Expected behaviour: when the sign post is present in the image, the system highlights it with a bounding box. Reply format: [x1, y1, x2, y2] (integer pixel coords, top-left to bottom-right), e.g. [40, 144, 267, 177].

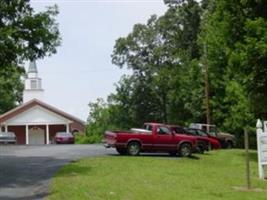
[256, 119, 267, 179]
[244, 128, 251, 189]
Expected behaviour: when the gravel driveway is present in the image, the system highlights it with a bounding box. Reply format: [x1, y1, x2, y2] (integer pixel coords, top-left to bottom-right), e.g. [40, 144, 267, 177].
[0, 144, 116, 200]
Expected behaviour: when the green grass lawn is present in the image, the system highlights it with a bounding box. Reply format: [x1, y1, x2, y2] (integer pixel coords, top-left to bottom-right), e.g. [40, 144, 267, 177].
[48, 150, 267, 200]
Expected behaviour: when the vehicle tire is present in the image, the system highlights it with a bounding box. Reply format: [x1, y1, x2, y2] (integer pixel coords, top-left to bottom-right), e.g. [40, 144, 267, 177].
[197, 143, 205, 154]
[179, 143, 192, 157]
[127, 142, 141, 156]
[225, 141, 233, 149]
[116, 147, 127, 155]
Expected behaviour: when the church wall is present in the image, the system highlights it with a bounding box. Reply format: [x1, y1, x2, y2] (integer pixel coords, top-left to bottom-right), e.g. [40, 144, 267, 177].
[70, 122, 85, 134]
[23, 90, 45, 103]
[6, 124, 75, 145]
[8, 126, 26, 145]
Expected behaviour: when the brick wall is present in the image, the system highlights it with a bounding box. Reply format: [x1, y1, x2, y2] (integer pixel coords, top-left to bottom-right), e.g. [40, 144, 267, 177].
[8, 126, 26, 144]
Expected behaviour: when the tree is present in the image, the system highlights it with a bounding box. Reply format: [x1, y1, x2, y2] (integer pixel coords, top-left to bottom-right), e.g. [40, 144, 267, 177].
[230, 17, 267, 117]
[109, 74, 164, 127]
[85, 98, 126, 143]
[111, 0, 204, 126]
[0, 64, 24, 113]
[86, 0, 267, 147]
[0, 0, 61, 113]
[199, 0, 267, 134]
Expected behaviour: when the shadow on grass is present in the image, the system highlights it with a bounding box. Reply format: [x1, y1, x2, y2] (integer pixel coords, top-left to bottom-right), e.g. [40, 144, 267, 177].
[188, 155, 200, 160]
[107, 152, 200, 160]
[201, 152, 213, 155]
[56, 164, 92, 177]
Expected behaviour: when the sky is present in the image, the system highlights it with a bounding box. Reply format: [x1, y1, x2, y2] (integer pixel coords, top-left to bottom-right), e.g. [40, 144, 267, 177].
[31, 0, 167, 121]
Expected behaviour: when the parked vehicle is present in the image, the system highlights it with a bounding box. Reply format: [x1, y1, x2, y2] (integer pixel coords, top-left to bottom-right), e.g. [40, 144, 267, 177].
[185, 128, 221, 150]
[189, 123, 236, 148]
[0, 132, 16, 144]
[168, 125, 220, 153]
[104, 122, 197, 157]
[54, 132, 74, 144]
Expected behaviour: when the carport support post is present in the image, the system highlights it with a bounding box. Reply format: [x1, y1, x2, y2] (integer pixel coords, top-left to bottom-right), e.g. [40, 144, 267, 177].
[66, 123, 70, 133]
[46, 124, 49, 145]
[244, 128, 251, 190]
[26, 125, 29, 145]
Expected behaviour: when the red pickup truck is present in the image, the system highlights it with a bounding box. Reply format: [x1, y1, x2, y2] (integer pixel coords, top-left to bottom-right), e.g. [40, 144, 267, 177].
[104, 123, 197, 157]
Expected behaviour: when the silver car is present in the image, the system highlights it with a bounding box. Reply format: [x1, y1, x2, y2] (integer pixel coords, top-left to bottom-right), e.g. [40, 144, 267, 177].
[0, 132, 17, 144]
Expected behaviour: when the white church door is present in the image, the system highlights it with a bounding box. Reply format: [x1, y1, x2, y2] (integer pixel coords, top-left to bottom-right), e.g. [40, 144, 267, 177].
[29, 127, 45, 145]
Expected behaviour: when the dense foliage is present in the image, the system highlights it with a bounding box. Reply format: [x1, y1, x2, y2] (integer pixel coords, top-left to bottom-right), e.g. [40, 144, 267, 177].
[86, 0, 267, 145]
[0, 0, 60, 113]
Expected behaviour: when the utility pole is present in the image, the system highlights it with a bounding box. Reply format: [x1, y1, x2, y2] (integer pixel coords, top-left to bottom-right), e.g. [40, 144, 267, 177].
[204, 43, 211, 125]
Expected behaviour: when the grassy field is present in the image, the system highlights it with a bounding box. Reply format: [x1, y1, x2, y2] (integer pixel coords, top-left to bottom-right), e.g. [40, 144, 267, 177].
[48, 150, 267, 200]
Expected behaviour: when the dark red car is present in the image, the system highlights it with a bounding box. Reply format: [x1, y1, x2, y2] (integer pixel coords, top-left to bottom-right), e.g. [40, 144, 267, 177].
[54, 132, 74, 144]
[169, 125, 221, 152]
[185, 128, 221, 150]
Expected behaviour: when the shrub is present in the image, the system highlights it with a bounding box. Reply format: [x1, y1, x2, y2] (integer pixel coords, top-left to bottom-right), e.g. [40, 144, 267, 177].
[75, 134, 102, 144]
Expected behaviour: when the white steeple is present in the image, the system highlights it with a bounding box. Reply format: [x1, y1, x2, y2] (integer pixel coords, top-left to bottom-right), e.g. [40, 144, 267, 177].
[23, 60, 44, 103]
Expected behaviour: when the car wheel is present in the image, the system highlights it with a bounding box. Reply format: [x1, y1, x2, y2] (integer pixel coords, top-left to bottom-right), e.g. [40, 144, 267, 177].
[116, 147, 127, 155]
[197, 144, 205, 154]
[179, 143, 192, 157]
[127, 142, 141, 156]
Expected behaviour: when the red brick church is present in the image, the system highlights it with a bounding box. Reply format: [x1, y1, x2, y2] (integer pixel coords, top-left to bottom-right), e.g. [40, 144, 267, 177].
[0, 61, 85, 145]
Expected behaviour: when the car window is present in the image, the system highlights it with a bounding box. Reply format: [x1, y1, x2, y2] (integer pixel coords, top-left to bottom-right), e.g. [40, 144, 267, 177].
[201, 125, 216, 135]
[0, 132, 15, 137]
[174, 127, 185, 134]
[157, 126, 171, 135]
[186, 129, 197, 135]
[57, 132, 72, 137]
[197, 130, 208, 136]
[209, 127, 217, 134]
[202, 125, 208, 132]
[144, 124, 153, 131]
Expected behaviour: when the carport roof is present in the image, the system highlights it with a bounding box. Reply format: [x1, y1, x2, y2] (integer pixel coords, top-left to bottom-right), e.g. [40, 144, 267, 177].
[0, 99, 85, 125]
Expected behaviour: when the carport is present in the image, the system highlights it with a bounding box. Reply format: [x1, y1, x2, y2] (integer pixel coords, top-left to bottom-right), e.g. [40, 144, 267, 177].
[0, 99, 85, 145]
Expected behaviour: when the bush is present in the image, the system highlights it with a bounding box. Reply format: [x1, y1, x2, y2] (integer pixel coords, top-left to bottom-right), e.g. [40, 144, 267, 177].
[75, 134, 102, 144]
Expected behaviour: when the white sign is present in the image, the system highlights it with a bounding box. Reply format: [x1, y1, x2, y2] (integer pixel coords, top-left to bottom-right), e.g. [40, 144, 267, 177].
[258, 134, 267, 163]
[256, 119, 267, 179]
[264, 121, 267, 132]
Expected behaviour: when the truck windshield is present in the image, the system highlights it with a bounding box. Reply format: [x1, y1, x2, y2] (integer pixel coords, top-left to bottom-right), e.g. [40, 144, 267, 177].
[208, 127, 217, 136]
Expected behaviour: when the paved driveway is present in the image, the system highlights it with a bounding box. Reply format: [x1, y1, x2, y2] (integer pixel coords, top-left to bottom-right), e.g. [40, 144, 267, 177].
[0, 144, 116, 200]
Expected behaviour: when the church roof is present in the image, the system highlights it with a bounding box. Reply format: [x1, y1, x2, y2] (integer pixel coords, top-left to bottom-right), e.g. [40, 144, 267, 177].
[28, 60, 38, 73]
[0, 99, 86, 126]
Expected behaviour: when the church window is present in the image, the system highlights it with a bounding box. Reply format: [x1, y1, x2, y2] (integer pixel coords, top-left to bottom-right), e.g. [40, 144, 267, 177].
[31, 80, 37, 89]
